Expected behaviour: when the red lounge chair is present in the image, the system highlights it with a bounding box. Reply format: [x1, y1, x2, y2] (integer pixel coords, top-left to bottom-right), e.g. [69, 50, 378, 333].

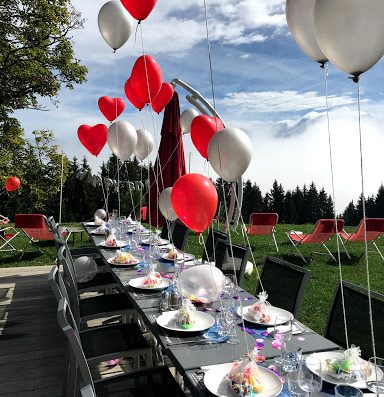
[247, 213, 279, 253]
[338, 218, 384, 261]
[287, 219, 344, 263]
[0, 215, 19, 253]
[15, 214, 54, 257]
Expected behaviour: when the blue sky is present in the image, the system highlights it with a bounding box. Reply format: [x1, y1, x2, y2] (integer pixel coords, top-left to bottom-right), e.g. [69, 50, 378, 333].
[15, 0, 384, 212]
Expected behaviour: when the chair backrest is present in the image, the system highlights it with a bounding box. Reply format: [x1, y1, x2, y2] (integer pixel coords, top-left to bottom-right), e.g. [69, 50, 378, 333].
[302, 219, 344, 244]
[57, 298, 95, 394]
[81, 385, 96, 397]
[171, 221, 189, 251]
[57, 245, 81, 324]
[256, 256, 311, 317]
[325, 281, 384, 359]
[348, 218, 384, 242]
[202, 228, 229, 263]
[247, 213, 278, 236]
[48, 265, 70, 303]
[161, 221, 174, 240]
[214, 239, 250, 287]
[14, 214, 54, 240]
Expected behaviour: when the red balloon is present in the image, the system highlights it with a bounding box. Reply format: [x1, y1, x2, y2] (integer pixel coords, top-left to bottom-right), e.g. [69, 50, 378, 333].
[131, 55, 162, 104]
[190, 115, 224, 159]
[77, 124, 108, 156]
[124, 78, 145, 110]
[171, 174, 218, 233]
[151, 83, 174, 114]
[120, 0, 157, 21]
[98, 96, 125, 121]
[5, 177, 20, 192]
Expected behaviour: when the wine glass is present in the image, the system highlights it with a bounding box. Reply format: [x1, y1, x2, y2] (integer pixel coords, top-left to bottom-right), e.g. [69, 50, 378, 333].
[273, 314, 293, 364]
[298, 356, 323, 397]
[366, 357, 384, 394]
[334, 385, 363, 397]
[224, 294, 243, 344]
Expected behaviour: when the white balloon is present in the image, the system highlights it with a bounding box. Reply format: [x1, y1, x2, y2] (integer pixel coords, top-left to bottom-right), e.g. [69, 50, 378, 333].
[73, 257, 97, 283]
[179, 265, 225, 304]
[286, 0, 327, 63]
[135, 129, 154, 160]
[108, 121, 137, 161]
[98, 1, 134, 51]
[158, 187, 178, 221]
[314, 0, 384, 76]
[94, 209, 106, 220]
[208, 127, 252, 183]
[180, 109, 199, 134]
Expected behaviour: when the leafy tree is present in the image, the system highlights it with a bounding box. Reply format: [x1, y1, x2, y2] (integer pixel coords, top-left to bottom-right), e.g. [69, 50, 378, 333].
[0, 0, 87, 115]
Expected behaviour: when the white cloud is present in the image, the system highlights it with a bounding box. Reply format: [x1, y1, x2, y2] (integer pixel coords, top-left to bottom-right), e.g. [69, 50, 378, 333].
[219, 90, 357, 113]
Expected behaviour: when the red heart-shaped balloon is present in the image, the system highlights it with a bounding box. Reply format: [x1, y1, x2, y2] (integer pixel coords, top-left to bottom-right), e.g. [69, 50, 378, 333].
[171, 174, 218, 233]
[120, 0, 157, 21]
[124, 78, 145, 110]
[77, 124, 108, 156]
[190, 115, 224, 159]
[5, 176, 20, 192]
[151, 82, 174, 113]
[131, 55, 163, 104]
[98, 96, 125, 122]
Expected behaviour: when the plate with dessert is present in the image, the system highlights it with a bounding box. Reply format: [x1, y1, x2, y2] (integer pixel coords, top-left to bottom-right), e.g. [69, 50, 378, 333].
[99, 239, 130, 249]
[107, 252, 141, 266]
[204, 362, 283, 397]
[237, 304, 293, 326]
[90, 225, 108, 235]
[306, 351, 383, 388]
[161, 249, 195, 262]
[156, 310, 215, 333]
[128, 272, 171, 291]
[85, 221, 102, 227]
[141, 237, 170, 246]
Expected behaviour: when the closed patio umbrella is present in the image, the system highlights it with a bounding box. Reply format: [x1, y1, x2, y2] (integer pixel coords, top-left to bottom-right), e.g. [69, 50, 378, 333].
[149, 91, 186, 226]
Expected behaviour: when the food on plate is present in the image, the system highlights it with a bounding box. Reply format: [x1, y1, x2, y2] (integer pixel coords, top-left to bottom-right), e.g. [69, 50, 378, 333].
[175, 300, 195, 329]
[142, 271, 162, 288]
[105, 233, 117, 247]
[227, 349, 264, 396]
[94, 216, 104, 226]
[167, 248, 180, 260]
[112, 252, 138, 265]
[248, 291, 271, 323]
[325, 346, 371, 381]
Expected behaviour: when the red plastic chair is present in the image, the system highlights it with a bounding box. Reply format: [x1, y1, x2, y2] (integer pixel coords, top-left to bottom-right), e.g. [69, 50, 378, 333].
[15, 214, 54, 257]
[247, 213, 279, 252]
[287, 219, 344, 263]
[140, 206, 148, 223]
[339, 218, 384, 261]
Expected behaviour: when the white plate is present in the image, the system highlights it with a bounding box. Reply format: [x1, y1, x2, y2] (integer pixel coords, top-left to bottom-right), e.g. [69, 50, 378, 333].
[90, 230, 107, 236]
[128, 277, 170, 291]
[161, 252, 186, 261]
[204, 362, 283, 397]
[85, 222, 102, 227]
[141, 238, 170, 246]
[307, 352, 384, 388]
[238, 305, 293, 326]
[107, 256, 141, 266]
[99, 240, 130, 249]
[156, 310, 215, 333]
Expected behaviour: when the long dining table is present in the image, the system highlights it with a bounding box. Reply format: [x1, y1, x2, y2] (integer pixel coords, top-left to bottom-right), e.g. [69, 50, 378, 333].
[83, 222, 340, 397]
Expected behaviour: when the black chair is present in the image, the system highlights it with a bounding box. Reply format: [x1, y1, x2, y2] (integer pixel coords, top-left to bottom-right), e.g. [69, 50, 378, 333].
[58, 298, 185, 397]
[255, 256, 311, 318]
[214, 239, 250, 287]
[170, 221, 189, 251]
[325, 281, 384, 359]
[58, 245, 119, 295]
[202, 228, 228, 263]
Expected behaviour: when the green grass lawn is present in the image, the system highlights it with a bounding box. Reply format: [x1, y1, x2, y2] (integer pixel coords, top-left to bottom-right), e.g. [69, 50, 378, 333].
[1, 222, 383, 336]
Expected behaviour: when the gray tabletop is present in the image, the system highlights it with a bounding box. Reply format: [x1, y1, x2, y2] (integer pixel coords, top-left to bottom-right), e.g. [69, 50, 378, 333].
[83, 223, 339, 377]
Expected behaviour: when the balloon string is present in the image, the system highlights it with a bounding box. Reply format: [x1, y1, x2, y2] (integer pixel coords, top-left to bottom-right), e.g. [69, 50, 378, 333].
[202, 0, 250, 354]
[322, 63, 349, 348]
[123, 162, 138, 221]
[356, 79, 378, 365]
